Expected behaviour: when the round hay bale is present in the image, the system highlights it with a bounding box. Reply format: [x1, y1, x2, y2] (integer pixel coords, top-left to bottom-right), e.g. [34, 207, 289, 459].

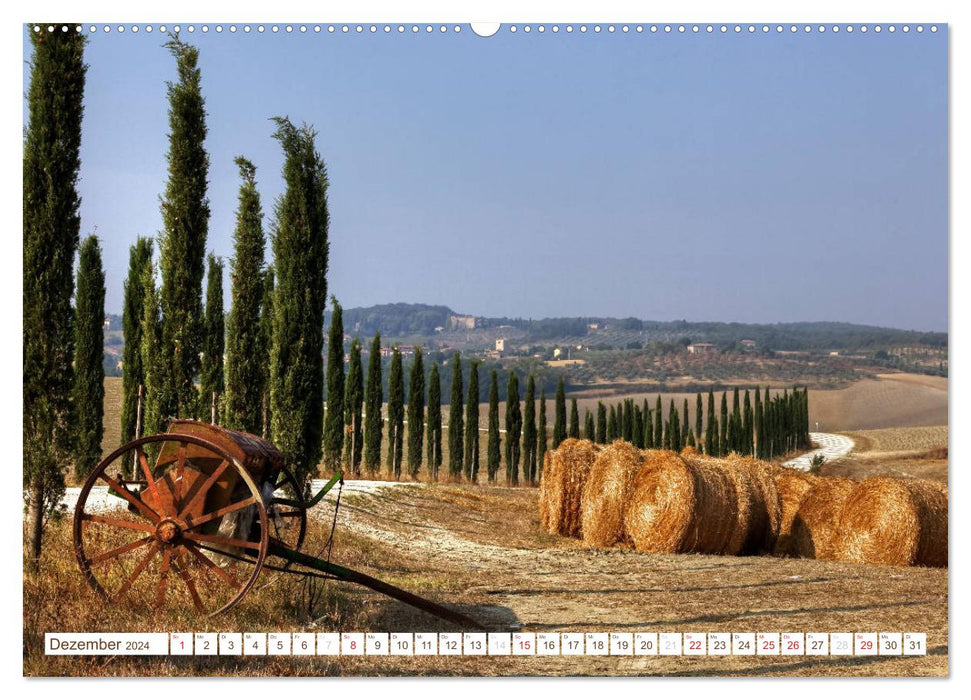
[772, 469, 819, 556]
[580, 441, 646, 548]
[790, 477, 856, 560]
[726, 455, 783, 555]
[625, 451, 738, 554]
[538, 438, 601, 537]
[833, 478, 947, 567]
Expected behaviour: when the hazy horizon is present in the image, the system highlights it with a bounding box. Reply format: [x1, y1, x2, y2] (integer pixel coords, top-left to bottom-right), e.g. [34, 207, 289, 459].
[24, 25, 948, 332]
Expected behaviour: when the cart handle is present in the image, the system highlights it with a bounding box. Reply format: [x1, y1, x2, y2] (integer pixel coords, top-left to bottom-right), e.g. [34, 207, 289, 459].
[271, 471, 343, 509]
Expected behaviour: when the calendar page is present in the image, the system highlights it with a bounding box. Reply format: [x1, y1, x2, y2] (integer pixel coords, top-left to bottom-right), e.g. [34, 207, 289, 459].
[20, 1, 949, 682]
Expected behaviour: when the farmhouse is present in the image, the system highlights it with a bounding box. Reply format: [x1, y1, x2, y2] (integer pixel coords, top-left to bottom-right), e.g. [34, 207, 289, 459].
[687, 342, 718, 355]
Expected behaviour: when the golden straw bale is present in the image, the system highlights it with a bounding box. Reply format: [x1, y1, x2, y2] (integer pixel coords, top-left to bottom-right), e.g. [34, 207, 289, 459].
[772, 469, 819, 556]
[790, 477, 856, 560]
[726, 455, 783, 554]
[538, 438, 601, 537]
[625, 451, 739, 554]
[580, 441, 646, 548]
[833, 478, 948, 567]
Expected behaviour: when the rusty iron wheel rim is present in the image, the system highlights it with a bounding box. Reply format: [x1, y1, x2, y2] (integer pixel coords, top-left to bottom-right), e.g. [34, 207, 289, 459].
[72, 433, 269, 617]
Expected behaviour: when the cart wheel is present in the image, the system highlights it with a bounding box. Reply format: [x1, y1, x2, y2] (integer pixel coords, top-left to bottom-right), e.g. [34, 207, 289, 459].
[267, 464, 307, 559]
[73, 434, 269, 617]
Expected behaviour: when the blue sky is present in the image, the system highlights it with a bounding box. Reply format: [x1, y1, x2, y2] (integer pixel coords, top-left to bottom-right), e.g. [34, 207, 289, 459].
[23, 25, 948, 331]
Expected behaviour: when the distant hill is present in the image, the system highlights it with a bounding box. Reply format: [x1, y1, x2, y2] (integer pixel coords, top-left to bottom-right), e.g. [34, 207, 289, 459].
[326, 303, 947, 352]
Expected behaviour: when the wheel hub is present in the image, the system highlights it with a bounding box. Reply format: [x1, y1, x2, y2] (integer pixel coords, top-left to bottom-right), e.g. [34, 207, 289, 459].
[156, 519, 182, 544]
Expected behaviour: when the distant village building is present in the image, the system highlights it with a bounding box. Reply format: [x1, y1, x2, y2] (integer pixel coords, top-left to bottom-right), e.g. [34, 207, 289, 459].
[434, 326, 445, 333]
[587, 323, 599, 330]
[687, 342, 718, 355]
[829, 350, 840, 357]
[740, 339, 757, 349]
[449, 314, 477, 330]
[495, 338, 505, 353]
[553, 347, 562, 359]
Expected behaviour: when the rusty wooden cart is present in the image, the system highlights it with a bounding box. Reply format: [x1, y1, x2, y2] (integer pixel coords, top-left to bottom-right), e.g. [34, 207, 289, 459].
[72, 420, 482, 628]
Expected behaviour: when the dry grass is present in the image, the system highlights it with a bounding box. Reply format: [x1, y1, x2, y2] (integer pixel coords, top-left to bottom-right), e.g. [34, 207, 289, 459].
[843, 426, 948, 454]
[833, 478, 948, 568]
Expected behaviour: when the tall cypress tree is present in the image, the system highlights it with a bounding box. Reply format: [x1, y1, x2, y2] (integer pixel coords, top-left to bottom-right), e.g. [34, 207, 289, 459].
[344, 338, 364, 473]
[596, 401, 607, 444]
[584, 410, 596, 443]
[654, 395, 663, 447]
[569, 398, 580, 439]
[387, 348, 404, 478]
[258, 268, 274, 437]
[465, 362, 480, 482]
[141, 263, 164, 441]
[731, 387, 742, 453]
[695, 393, 703, 446]
[669, 400, 681, 450]
[682, 398, 690, 448]
[269, 118, 329, 486]
[553, 377, 567, 448]
[159, 37, 210, 420]
[487, 370, 501, 482]
[448, 353, 464, 479]
[633, 405, 644, 447]
[223, 157, 266, 434]
[643, 403, 654, 448]
[537, 388, 548, 479]
[522, 375, 537, 483]
[705, 389, 716, 455]
[407, 348, 425, 478]
[426, 362, 442, 479]
[364, 334, 383, 474]
[199, 255, 224, 423]
[607, 404, 618, 442]
[72, 236, 105, 479]
[754, 385, 764, 459]
[505, 372, 522, 485]
[120, 237, 153, 475]
[719, 392, 729, 456]
[23, 25, 86, 565]
[323, 298, 345, 472]
[743, 389, 753, 456]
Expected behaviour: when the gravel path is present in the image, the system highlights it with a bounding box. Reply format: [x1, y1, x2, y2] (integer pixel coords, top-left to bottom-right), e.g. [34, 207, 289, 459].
[782, 432, 855, 471]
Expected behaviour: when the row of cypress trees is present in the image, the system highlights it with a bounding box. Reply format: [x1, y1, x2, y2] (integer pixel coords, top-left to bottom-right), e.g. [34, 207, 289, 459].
[586, 387, 811, 459]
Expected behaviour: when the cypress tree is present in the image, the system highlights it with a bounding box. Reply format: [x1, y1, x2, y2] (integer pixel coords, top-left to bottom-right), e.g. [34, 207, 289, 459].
[705, 389, 716, 455]
[596, 401, 607, 444]
[553, 377, 567, 447]
[364, 334, 383, 474]
[569, 398, 580, 439]
[623, 400, 635, 442]
[199, 255, 224, 423]
[487, 370, 501, 482]
[387, 348, 404, 478]
[695, 393, 703, 446]
[323, 298, 345, 471]
[607, 405, 618, 442]
[72, 236, 106, 479]
[448, 353, 464, 479]
[682, 398, 690, 448]
[120, 237, 153, 476]
[731, 387, 741, 453]
[258, 268, 274, 437]
[465, 361, 479, 481]
[643, 403, 654, 448]
[159, 37, 210, 419]
[223, 157, 266, 434]
[140, 263, 164, 441]
[537, 389, 548, 479]
[754, 385, 763, 459]
[344, 338, 364, 474]
[584, 410, 596, 443]
[669, 401, 681, 450]
[407, 348, 425, 478]
[654, 395, 663, 447]
[268, 118, 329, 486]
[505, 372, 522, 485]
[616, 401, 625, 441]
[633, 405, 644, 448]
[523, 375, 537, 483]
[426, 362, 442, 479]
[719, 393, 729, 456]
[23, 25, 86, 565]
[743, 389, 753, 456]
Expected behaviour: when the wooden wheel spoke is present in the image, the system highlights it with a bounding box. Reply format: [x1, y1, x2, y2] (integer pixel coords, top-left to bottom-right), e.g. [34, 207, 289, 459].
[114, 542, 161, 598]
[172, 550, 205, 612]
[136, 447, 163, 515]
[81, 512, 155, 533]
[100, 473, 160, 523]
[88, 535, 154, 566]
[155, 549, 172, 608]
[177, 460, 230, 520]
[184, 496, 256, 531]
[182, 530, 262, 552]
[183, 543, 239, 589]
[175, 443, 187, 506]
